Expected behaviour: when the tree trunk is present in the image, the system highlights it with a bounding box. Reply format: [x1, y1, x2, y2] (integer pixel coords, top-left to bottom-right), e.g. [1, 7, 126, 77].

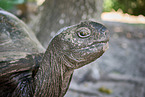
[36, 0, 103, 48]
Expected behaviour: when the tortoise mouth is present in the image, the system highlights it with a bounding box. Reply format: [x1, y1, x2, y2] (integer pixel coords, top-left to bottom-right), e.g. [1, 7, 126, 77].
[85, 38, 109, 49]
[72, 38, 109, 54]
[91, 38, 109, 45]
[71, 38, 109, 51]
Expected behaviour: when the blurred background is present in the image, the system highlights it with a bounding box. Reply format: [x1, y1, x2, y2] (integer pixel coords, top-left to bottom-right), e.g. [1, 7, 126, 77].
[0, 0, 145, 97]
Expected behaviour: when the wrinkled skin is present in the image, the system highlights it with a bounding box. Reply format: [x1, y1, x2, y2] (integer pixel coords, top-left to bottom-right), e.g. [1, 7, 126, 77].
[54, 21, 109, 69]
[0, 9, 109, 97]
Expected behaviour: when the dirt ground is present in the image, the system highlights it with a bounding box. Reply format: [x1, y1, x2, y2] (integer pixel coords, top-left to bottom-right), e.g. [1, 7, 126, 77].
[65, 21, 145, 97]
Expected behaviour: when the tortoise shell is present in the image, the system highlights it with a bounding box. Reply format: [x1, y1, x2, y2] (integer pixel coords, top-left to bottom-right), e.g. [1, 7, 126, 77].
[0, 9, 45, 77]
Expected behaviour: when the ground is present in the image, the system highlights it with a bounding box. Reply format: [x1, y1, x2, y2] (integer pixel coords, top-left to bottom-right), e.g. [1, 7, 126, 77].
[64, 21, 145, 97]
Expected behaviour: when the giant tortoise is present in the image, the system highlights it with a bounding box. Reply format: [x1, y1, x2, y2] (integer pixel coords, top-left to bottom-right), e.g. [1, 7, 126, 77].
[0, 9, 109, 97]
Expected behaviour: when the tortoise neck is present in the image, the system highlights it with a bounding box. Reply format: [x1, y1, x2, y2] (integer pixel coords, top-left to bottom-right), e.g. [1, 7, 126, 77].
[34, 40, 73, 97]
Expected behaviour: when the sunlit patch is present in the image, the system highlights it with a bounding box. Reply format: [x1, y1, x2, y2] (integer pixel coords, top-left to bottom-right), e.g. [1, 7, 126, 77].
[101, 10, 145, 24]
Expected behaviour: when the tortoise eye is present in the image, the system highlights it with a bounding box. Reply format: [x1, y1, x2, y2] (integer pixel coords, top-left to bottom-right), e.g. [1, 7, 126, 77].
[77, 27, 91, 38]
[79, 32, 87, 36]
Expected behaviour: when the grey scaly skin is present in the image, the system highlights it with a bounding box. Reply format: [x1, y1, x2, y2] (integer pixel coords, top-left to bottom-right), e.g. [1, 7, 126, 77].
[0, 9, 109, 97]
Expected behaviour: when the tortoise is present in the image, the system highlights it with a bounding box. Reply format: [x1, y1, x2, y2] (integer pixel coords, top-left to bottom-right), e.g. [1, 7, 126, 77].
[0, 9, 109, 97]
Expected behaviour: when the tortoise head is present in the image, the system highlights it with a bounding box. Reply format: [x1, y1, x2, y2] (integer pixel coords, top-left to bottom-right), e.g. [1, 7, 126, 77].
[51, 21, 109, 69]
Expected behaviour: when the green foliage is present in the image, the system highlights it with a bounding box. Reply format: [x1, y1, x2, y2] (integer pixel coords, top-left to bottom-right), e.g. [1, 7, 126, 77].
[103, 0, 145, 16]
[103, 0, 121, 12]
[103, 0, 114, 12]
[0, 0, 13, 10]
[0, 0, 36, 10]
[0, 0, 25, 10]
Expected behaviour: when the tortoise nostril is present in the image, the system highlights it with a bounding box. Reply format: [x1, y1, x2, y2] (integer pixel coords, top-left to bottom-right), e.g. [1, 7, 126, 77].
[99, 26, 108, 33]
